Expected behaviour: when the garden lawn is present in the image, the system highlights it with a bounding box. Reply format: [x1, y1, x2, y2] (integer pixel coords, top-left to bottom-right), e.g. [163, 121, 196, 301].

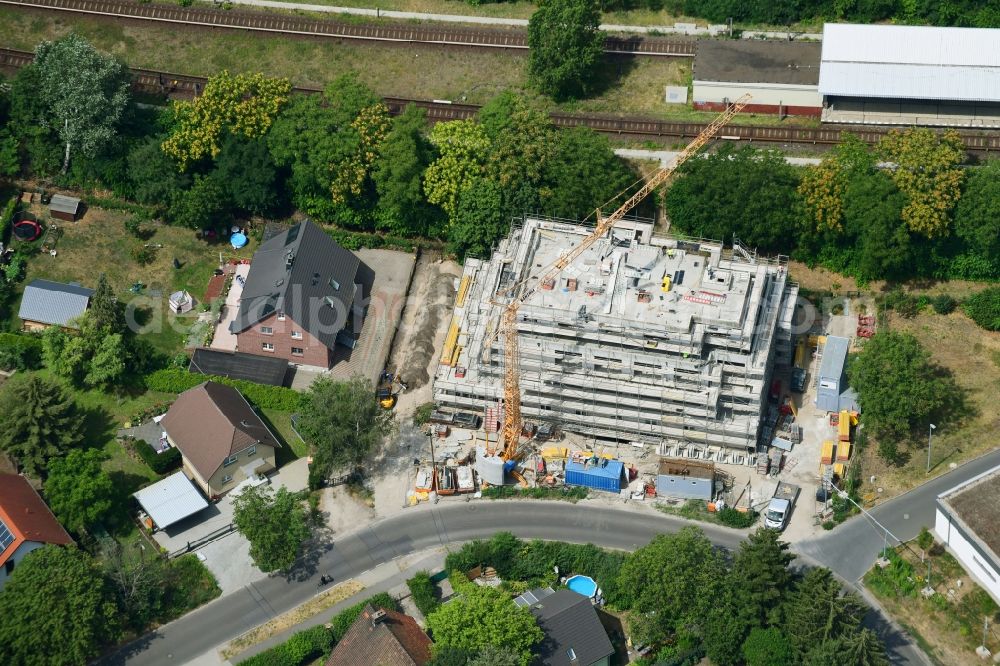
[12, 204, 255, 356]
[261, 408, 308, 462]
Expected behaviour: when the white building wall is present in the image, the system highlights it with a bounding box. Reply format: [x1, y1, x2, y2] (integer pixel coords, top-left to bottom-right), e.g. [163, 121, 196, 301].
[935, 508, 1000, 603]
[0, 541, 44, 590]
[692, 81, 823, 108]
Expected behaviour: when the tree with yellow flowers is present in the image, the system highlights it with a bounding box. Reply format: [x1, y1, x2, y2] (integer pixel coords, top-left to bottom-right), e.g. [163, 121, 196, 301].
[162, 71, 291, 170]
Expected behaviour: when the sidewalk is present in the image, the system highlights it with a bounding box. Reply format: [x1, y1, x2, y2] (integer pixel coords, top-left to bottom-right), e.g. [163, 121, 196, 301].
[217, 548, 448, 664]
[205, 0, 823, 39]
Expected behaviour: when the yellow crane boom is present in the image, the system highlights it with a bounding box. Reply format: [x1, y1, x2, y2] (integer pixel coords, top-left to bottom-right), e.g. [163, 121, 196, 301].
[498, 93, 752, 460]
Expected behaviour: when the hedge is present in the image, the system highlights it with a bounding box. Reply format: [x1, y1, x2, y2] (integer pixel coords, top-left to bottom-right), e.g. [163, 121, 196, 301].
[145, 368, 305, 411]
[406, 571, 439, 618]
[330, 592, 397, 641]
[133, 439, 183, 475]
[0, 333, 43, 371]
[0, 197, 15, 243]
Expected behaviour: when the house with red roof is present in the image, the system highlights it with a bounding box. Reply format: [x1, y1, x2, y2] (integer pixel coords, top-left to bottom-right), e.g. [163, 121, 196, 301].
[325, 605, 432, 666]
[0, 474, 74, 589]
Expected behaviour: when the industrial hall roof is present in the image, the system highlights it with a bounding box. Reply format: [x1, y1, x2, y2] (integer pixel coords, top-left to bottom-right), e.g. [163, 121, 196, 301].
[694, 40, 821, 86]
[189, 347, 288, 386]
[819, 23, 1000, 102]
[160, 381, 280, 481]
[0, 474, 73, 567]
[18, 279, 93, 327]
[230, 219, 361, 350]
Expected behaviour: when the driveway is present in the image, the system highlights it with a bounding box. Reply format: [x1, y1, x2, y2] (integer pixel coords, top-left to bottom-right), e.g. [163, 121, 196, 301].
[210, 263, 250, 351]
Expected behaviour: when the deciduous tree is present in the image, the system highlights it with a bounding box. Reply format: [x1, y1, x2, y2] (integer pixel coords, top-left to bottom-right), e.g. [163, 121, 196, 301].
[127, 137, 192, 207]
[168, 173, 230, 229]
[372, 105, 441, 236]
[877, 127, 965, 238]
[426, 586, 543, 665]
[232, 485, 311, 573]
[213, 134, 282, 217]
[0, 373, 83, 476]
[542, 126, 639, 221]
[44, 448, 117, 533]
[33, 35, 131, 173]
[298, 375, 395, 487]
[163, 71, 291, 170]
[847, 331, 959, 444]
[955, 159, 1000, 260]
[0, 545, 119, 665]
[423, 119, 490, 220]
[447, 178, 507, 259]
[527, 0, 604, 100]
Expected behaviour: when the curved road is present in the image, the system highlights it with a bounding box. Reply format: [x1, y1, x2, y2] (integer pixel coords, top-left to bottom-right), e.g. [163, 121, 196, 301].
[103, 499, 928, 665]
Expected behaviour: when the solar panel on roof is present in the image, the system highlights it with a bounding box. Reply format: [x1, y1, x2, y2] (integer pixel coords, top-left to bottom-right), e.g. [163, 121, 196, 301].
[0, 517, 14, 552]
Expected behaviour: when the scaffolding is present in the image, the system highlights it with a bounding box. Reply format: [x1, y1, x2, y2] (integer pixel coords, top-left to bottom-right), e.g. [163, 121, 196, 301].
[433, 217, 799, 464]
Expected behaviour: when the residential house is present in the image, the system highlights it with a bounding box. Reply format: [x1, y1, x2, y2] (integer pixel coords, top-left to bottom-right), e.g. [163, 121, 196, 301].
[0, 474, 74, 589]
[160, 381, 281, 498]
[525, 588, 615, 666]
[229, 219, 371, 368]
[325, 605, 432, 666]
[18, 279, 93, 331]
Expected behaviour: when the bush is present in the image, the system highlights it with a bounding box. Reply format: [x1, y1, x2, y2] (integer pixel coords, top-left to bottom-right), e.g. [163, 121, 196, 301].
[0, 197, 15, 243]
[0, 333, 43, 371]
[145, 368, 305, 411]
[964, 287, 1000, 331]
[407, 571, 440, 618]
[717, 507, 757, 529]
[131, 439, 183, 474]
[413, 402, 435, 426]
[883, 289, 919, 318]
[329, 592, 397, 641]
[131, 244, 157, 265]
[480, 485, 588, 502]
[931, 294, 957, 315]
[237, 625, 334, 666]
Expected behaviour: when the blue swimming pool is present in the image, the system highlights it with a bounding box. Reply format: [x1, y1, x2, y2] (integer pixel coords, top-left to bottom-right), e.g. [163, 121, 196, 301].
[565, 575, 597, 598]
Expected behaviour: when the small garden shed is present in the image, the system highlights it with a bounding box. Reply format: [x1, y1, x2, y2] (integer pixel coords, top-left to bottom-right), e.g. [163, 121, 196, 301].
[48, 194, 81, 222]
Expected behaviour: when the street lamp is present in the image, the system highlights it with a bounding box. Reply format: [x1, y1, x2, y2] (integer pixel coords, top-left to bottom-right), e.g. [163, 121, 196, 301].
[836, 487, 901, 558]
[926, 423, 937, 474]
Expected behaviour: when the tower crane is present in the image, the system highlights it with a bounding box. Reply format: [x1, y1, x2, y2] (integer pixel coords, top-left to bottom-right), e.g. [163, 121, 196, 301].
[496, 93, 752, 463]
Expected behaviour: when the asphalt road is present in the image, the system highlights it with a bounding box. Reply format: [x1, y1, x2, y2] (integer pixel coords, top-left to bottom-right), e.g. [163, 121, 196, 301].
[105, 450, 1000, 666]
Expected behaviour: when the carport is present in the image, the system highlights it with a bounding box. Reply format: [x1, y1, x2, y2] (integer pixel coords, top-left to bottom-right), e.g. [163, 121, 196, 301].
[133, 471, 210, 531]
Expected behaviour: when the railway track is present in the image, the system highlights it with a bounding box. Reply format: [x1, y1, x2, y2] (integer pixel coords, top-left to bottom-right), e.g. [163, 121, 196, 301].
[2, 46, 999, 152]
[0, 0, 696, 56]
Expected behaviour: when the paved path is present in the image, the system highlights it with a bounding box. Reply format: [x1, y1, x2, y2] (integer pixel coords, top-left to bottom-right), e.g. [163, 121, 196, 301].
[103, 499, 927, 666]
[615, 147, 823, 167]
[206, 0, 823, 39]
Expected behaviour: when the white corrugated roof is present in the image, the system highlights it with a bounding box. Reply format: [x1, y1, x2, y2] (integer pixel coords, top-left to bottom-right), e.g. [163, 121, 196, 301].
[819, 23, 1000, 102]
[133, 471, 209, 529]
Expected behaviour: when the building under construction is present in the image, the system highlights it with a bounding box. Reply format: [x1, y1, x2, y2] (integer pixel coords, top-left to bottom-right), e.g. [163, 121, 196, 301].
[433, 216, 799, 466]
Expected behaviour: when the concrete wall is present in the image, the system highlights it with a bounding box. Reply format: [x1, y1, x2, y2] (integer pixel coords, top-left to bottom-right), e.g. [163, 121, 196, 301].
[0, 541, 44, 590]
[236, 312, 333, 368]
[935, 507, 1000, 603]
[693, 81, 822, 116]
[656, 473, 713, 500]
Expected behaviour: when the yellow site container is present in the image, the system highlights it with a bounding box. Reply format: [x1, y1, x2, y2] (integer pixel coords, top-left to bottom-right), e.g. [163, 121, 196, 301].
[541, 447, 568, 461]
[833, 462, 847, 478]
[821, 440, 836, 465]
[838, 410, 851, 442]
[837, 441, 852, 462]
[661, 276, 672, 292]
[794, 337, 807, 368]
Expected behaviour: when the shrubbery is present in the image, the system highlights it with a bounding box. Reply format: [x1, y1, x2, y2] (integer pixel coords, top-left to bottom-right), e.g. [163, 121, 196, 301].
[717, 507, 758, 529]
[130, 438, 183, 475]
[145, 368, 304, 411]
[0, 333, 43, 371]
[932, 294, 958, 315]
[406, 571, 440, 618]
[481, 485, 588, 502]
[0, 197, 15, 242]
[964, 287, 1000, 331]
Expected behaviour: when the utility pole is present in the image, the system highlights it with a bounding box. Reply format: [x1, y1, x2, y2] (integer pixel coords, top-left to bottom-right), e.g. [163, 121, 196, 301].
[836, 488, 900, 558]
[927, 423, 937, 473]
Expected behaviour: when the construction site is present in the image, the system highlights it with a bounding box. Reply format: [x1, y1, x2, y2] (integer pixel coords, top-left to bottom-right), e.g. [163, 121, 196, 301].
[432, 216, 799, 466]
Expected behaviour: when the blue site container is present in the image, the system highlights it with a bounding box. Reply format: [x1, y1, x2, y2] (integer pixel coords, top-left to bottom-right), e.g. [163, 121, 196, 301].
[565, 459, 626, 493]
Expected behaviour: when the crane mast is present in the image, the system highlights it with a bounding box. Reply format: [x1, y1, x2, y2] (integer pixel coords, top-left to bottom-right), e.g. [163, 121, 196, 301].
[498, 94, 752, 460]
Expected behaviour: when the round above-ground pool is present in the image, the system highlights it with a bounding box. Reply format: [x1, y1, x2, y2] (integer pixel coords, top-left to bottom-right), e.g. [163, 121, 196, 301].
[565, 574, 598, 598]
[230, 232, 248, 249]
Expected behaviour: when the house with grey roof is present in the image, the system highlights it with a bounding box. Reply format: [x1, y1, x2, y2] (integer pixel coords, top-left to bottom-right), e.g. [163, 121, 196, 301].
[229, 220, 369, 368]
[525, 588, 615, 666]
[18, 279, 94, 331]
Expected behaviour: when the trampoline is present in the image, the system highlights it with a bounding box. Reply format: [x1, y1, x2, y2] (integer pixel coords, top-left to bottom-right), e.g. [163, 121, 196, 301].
[12, 213, 42, 242]
[230, 232, 248, 249]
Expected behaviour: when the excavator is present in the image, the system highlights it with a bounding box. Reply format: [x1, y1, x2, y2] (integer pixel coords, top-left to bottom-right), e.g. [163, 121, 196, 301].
[494, 93, 753, 467]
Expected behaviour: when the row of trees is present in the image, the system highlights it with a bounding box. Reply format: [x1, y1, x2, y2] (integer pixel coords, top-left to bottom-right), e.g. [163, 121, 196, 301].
[1, 32, 635, 258]
[433, 529, 888, 666]
[665, 129, 1000, 283]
